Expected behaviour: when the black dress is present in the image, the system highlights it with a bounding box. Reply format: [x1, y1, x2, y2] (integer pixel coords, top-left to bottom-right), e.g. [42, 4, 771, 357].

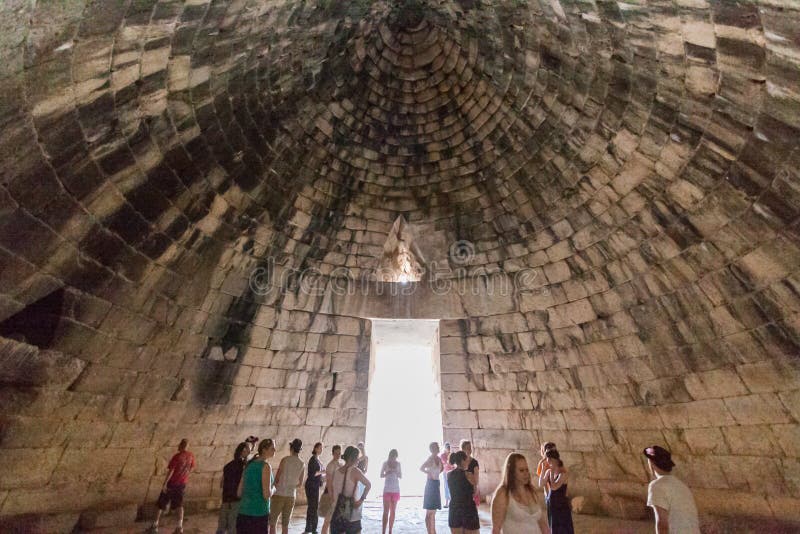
[305, 455, 322, 533]
[467, 458, 480, 504]
[447, 469, 479, 530]
[546, 484, 574, 534]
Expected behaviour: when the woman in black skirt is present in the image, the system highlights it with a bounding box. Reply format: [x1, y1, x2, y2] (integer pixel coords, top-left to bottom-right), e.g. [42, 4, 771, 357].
[420, 442, 443, 534]
[447, 451, 480, 534]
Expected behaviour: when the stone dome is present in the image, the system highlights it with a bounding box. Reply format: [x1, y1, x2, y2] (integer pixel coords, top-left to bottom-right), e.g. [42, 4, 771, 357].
[0, 0, 799, 530]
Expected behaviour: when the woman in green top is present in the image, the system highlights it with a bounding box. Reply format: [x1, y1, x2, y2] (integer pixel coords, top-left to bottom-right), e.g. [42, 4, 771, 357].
[237, 438, 276, 534]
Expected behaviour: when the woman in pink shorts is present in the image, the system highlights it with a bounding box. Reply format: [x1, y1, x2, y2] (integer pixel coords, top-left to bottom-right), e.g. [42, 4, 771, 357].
[380, 449, 402, 534]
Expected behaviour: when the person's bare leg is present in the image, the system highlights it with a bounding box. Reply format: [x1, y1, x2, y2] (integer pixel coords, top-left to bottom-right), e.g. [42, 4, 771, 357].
[388, 500, 397, 534]
[382, 497, 389, 534]
[426, 510, 437, 534]
[152, 508, 163, 529]
[321, 515, 330, 534]
[177, 506, 184, 530]
[282, 511, 290, 534]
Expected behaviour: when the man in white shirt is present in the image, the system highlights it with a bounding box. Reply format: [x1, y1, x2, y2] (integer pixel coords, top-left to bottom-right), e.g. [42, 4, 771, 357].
[643, 445, 701, 534]
[271, 438, 305, 534]
[321, 445, 343, 534]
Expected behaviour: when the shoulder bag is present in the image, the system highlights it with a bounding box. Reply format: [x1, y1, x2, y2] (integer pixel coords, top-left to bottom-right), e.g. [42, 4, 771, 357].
[330, 467, 357, 531]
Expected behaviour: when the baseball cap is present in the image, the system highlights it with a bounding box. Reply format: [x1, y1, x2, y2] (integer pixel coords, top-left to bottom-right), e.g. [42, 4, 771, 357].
[643, 445, 675, 471]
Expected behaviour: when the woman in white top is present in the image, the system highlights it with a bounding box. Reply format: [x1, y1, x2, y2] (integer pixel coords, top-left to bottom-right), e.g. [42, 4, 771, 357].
[420, 442, 444, 534]
[330, 446, 371, 534]
[491, 453, 550, 534]
[380, 449, 402, 534]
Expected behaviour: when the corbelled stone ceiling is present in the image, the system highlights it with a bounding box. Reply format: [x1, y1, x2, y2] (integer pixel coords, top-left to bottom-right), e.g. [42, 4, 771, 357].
[0, 0, 799, 530]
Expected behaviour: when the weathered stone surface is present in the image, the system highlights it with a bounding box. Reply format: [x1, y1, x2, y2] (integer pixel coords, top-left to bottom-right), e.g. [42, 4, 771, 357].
[1, 0, 800, 528]
[0, 338, 86, 388]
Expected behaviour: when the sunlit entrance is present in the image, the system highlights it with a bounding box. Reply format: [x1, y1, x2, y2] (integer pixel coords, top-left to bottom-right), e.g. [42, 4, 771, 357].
[364, 319, 443, 497]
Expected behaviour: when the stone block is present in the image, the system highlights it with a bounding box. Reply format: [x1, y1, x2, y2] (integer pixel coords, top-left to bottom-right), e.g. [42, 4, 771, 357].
[489, 352, 540, 373]
[440, 353, 468, 373]
[444, 410, 479, 428]
[779, 389, 800, 421]
[779, 457, 800, 498]
[320, 426, 362, 447]
[543, 429, 605, 453]
[584, 454, 628, 480]
[562, 409, 611, 431]
[0, 416, 64, 448]
[78, 504, 139, 529]
[51, 447, 132, 485]
[483, 372, 520, 392]
[443, 392, 469, 410]
[547, 299, 597, 328]
[767, 496, 800, 522]
[773, 424, 800, 458]
[306, 408, 335, 427]
[539, 389, 584, 411]
[719, 455, 782, 492]
[0, 448, 61, 490]
[121, 447, 157, 480]
[477, 410, 525, 430]
[583, 384, 635, 409]
[526, 410, 567, 430]
[659, 399, 736, 429]
[108, 422, 156, 448]
[724, 393, 792, 425]
[683, 427, 729, 455]
[67, 364, 137, 395]
[252, 388, 301, 407]
[441, 373, 478, 392]
[600, 493, 650, 520]
[606, 406, 663, 430]
[468, 391, 533, 410]
[723, 425, 780, 456]
[471, 429, 533, 450]
[0, 339, 86, 388]
[331, 353, 357, 372]
[737, 361, 800, 393]
[0, 512, 80, 533]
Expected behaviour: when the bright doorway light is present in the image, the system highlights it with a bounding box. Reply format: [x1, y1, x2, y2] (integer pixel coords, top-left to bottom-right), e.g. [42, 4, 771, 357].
[364, 319, 443, 497]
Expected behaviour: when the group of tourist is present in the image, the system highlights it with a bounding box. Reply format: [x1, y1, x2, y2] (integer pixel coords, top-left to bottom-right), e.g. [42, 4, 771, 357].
[149, 436, 700, 534]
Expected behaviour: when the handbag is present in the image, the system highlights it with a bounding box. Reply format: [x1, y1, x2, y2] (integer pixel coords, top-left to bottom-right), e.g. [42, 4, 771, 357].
[330, 467, 357, 531]
[319, 490, 333, 517]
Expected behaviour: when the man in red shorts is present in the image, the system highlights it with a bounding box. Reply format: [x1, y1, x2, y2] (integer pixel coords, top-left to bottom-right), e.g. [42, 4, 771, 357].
[150, 438, 196, 533]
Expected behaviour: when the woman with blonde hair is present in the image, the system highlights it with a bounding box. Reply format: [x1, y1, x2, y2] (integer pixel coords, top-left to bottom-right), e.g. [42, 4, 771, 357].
[491, 453, 550, 534]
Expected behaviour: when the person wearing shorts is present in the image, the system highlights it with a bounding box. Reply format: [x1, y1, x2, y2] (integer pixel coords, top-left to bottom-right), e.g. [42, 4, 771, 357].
[217, 442, 249, 534]
[380, 449, 402, 534]
[447, 451, 480, 533]
[150, 439, 196, 534]
[270, 438, 305, 534]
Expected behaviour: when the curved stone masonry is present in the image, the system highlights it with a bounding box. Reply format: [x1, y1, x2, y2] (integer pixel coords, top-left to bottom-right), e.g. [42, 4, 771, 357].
[0, 0, 799, 529]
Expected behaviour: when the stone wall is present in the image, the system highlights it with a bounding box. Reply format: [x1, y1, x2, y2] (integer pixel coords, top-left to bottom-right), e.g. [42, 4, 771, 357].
[1, 0, 799, 529]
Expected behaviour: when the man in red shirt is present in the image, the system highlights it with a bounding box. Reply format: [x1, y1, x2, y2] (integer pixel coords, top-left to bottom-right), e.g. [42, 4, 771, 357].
[150, 438, 196, 533]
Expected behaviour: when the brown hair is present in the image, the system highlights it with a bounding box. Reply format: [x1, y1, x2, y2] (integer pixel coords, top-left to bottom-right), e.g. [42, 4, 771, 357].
[258, 438, 274, 456]
[494, 453, 537, 501]
[178, 439, 189, 451]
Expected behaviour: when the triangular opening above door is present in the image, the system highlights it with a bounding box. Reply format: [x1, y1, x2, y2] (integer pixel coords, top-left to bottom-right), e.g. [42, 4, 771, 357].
[376, 215, 425, 282]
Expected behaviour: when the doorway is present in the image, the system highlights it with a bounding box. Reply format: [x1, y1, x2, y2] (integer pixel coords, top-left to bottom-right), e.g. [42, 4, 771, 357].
[364, 319, 443, 496]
